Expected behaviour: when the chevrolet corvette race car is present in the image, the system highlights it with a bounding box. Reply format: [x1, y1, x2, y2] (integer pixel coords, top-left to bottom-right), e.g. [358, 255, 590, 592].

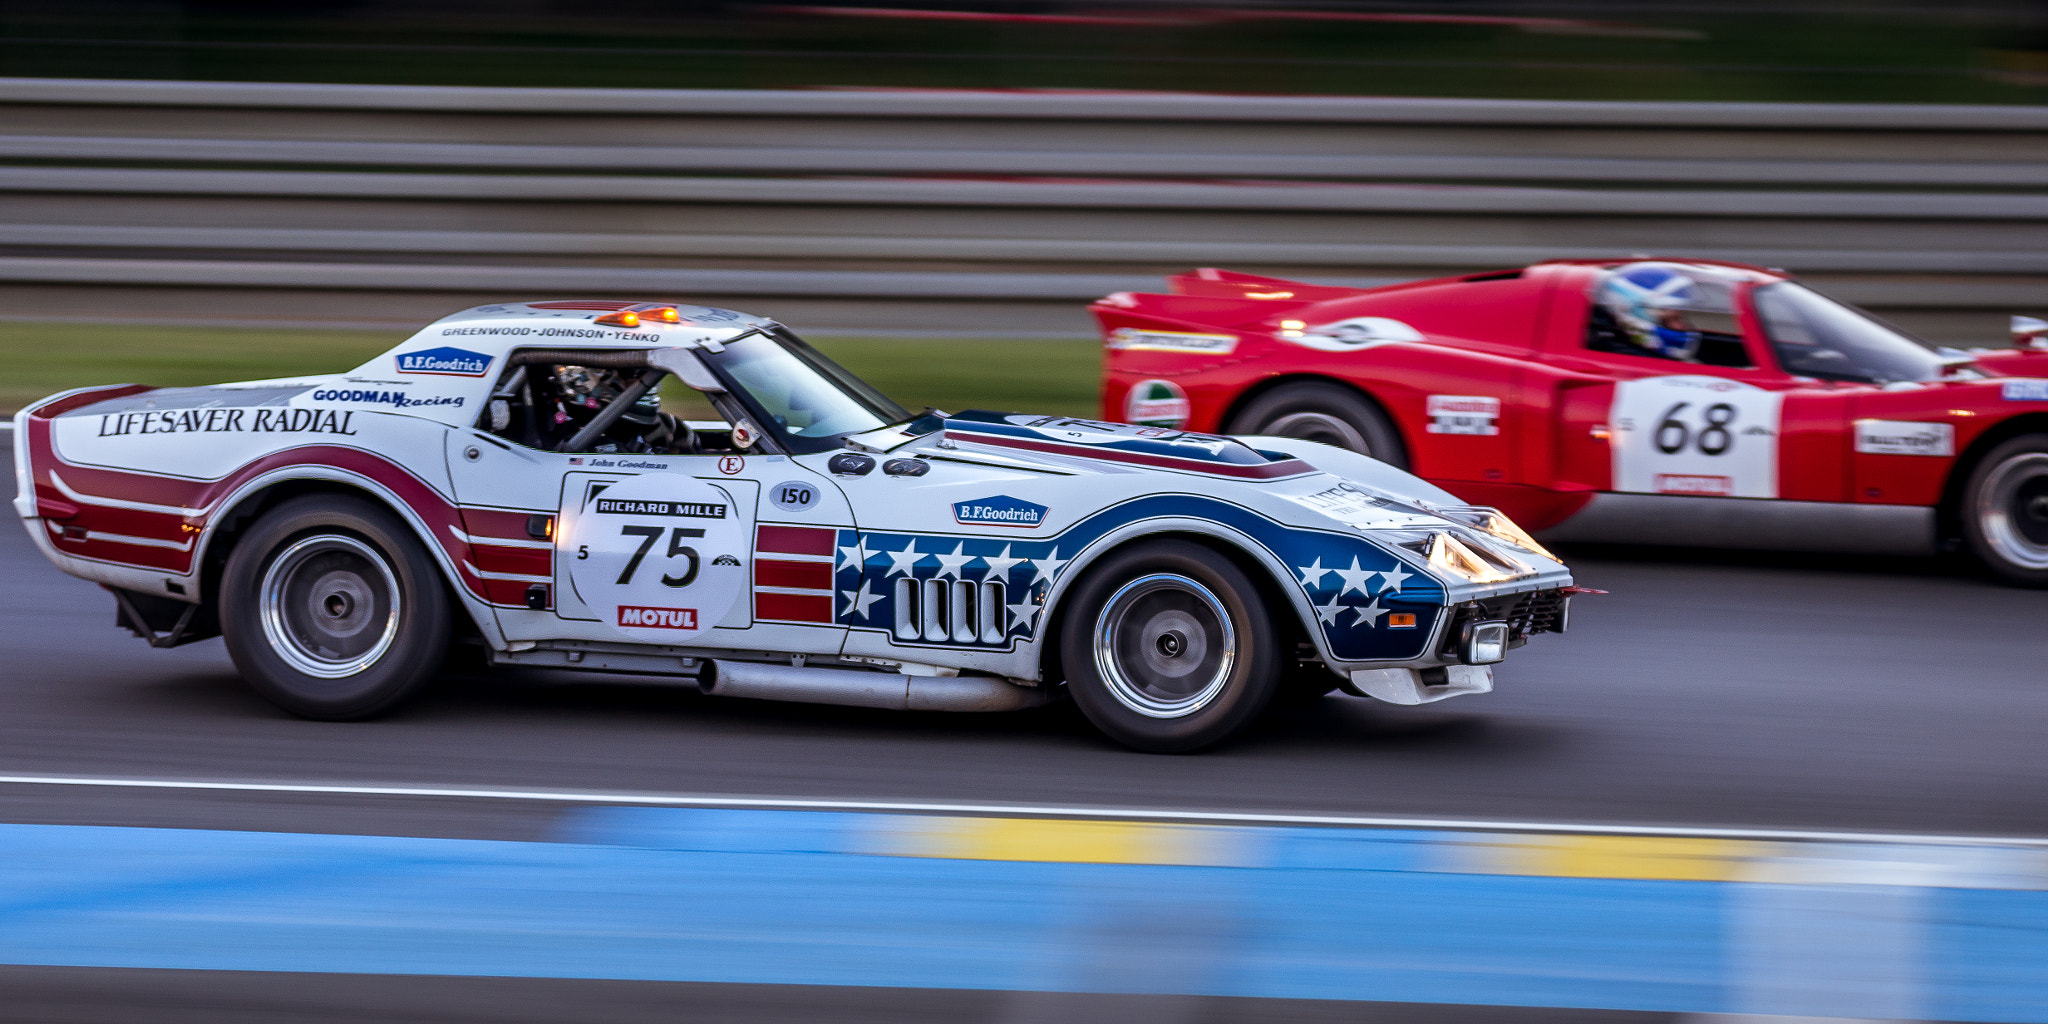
[1097, 260, 2048, 586]
[13, 300, 1576, 752]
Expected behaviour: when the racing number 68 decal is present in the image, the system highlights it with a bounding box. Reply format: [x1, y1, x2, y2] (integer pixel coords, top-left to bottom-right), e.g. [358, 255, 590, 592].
[565, 476, 747, 639]
[1611, 376, 1783, 498]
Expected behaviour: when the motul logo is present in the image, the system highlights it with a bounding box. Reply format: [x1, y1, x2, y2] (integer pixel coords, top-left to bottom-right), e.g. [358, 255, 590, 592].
[618, 606, 697, 629]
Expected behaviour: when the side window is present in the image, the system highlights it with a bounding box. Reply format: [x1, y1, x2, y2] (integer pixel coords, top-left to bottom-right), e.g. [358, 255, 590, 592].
[476, 353, 747, 456]
[1584, 263, 1753, 369]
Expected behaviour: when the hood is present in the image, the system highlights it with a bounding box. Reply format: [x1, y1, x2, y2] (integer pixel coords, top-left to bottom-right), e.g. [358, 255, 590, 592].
[936, 411, 1315, 480]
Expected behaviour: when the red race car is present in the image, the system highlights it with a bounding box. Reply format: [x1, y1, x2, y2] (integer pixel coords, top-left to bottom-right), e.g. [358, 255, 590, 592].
[1095, 259, 2048, 585]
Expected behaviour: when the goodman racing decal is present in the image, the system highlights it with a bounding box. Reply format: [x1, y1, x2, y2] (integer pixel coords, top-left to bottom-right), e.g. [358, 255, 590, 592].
[395, 347, 493, 376]
[95, 408, 357, 437]
[310, 388, 463, 410]
[953, 495, 1048, 528]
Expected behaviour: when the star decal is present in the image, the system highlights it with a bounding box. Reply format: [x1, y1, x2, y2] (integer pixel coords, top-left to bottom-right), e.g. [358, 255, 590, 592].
[837, 539, 866, 574]
[1296, 557, 1334, 589]
[1313, 592, 1347, 628]
[1005, 592, 1043, 634]
[1028, 548, 1070, 589]
[1334, 557, 1376, 598]
[1351, 593, 1386, 629]
[1376, 563, 1413, 594]
[980, 544, 1027, 583]
[931, 542, 977, 581]
[841, 580, 883, 620]
[880, 542, 927, 578]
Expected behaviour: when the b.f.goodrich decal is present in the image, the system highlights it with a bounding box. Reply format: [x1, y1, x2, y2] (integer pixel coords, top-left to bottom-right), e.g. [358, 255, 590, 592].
[953, 495, 1048, 528]
[394, 346, 493, 377]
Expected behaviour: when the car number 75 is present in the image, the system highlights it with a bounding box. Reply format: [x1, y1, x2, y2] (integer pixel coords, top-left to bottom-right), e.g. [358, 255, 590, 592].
[615, 525, 703, 587]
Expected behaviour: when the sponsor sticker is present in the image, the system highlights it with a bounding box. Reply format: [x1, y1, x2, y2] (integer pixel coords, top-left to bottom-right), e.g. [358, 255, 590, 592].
[592, 498, 727, 518]
[96, 408, 356, 437]
[1654, 474, 1735, 496]
[394, 346, 493, 376]
[2003, 379, 2048, 402]
[1425, 395, 1500, 436]
[953, 495, 1048, 528]
[310, 388, 463, 409]
[1854, 420, 1955, 457]
[769, 481, 819, 512]
[1125, 379, 1192, 429]
[1107, 328, 1237, 355]
[617, 606, 697, 630]
[717, 455, 746, 475]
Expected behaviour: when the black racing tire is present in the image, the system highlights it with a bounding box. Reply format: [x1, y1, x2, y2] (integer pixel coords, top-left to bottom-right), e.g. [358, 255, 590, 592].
[1959, 433, 2048, 588]
[1057, 540, 1282, 753]
[219, 494, 451, 719]
[1227, 382, 1408, 469]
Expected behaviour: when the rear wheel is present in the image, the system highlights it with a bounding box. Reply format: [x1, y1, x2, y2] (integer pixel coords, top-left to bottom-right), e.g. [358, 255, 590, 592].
[1058, 540, 1281, 752]
[1961, 434, 2048, 588]
[1226, 383, 1407, 468]
[219, 494, 451, 719]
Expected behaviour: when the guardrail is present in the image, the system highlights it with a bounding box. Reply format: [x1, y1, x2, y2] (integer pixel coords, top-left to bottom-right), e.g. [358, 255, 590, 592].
[1, 78, 2044, 337]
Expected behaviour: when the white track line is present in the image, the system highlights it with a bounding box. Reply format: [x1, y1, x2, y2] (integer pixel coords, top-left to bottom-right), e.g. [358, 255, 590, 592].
[0, 772, 2042, 847]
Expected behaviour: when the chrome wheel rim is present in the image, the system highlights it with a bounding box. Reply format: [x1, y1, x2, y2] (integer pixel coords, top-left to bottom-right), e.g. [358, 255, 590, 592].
[1263, 411, 1369, 455]
[1977, 452, 2048, 570]
[259, 534, 401, 678]
[1092, 573, 1236, 719]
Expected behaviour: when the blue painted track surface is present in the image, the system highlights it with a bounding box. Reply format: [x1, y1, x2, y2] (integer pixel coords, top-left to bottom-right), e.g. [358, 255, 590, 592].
[0, 808, 2044, 1021]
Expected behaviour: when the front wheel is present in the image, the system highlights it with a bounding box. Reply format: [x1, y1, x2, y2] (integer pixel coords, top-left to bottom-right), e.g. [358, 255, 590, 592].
[219, 494, 451, 719]
[1960, 434, 2048, 587]
[1058, 540, 1281, 753]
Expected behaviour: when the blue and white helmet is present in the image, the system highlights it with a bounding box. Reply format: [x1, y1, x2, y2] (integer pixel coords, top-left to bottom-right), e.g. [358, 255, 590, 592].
[1595, 262, 1704, 360]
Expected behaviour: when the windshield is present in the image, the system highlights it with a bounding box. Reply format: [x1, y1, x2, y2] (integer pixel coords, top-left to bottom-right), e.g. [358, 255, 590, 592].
[700, 328, 911, 453]
[1753, 283, 1949, 384]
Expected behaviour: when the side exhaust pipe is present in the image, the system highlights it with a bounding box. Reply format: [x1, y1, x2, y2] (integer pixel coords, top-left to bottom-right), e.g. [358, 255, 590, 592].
[702, 660, 1051, 713]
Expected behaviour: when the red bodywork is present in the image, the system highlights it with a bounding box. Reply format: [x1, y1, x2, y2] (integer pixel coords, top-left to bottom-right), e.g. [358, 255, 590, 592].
[1095, 261, 2048, 532]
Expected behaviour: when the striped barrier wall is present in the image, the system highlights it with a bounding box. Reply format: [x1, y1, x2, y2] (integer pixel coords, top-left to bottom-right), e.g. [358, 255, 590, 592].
[1, 807, 2044, 1019]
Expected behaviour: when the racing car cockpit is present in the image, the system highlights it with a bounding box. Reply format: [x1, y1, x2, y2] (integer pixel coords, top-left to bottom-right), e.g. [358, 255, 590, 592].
[1586, 261, 1752, 368]
[474, 324, 911, 457]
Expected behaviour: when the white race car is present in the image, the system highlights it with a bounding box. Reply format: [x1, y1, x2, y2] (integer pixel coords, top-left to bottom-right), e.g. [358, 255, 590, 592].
[12, 301, 1578, 751]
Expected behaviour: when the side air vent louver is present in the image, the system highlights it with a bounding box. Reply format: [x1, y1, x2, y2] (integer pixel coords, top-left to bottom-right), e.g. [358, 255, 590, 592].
[893, 577, 1006, 644]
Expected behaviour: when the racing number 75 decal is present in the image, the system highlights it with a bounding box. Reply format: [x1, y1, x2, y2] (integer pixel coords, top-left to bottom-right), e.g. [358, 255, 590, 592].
[616, 525, 702, 587]
[1610, 376, 1783, 498]
[566, 476, 748, 638]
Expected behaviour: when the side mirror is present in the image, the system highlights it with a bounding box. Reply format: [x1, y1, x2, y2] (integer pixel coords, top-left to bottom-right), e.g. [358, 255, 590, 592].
[647, 347, 726, 392]
[2013, 316, 2048, 350]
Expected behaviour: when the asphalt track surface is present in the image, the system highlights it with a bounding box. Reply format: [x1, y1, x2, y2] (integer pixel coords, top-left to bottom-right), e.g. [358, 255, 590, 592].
[5, 444, 2047, 1020]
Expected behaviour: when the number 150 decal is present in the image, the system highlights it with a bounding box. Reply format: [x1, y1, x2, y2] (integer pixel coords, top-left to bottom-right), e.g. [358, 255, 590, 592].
[566, 476, 748, 640]
[1610, 376, 1783, 499]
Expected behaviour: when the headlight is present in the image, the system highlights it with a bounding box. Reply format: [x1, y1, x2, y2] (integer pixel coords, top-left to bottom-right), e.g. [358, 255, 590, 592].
[1435, 506, 1558, 562]
[1426, 531, 1528, 584]
[1459, 620, 1509, 665]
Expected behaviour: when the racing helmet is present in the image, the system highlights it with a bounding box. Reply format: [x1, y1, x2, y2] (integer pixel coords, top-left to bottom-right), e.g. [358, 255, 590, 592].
[549, 364, 662, 429]
[1594, 262, 1708, 360]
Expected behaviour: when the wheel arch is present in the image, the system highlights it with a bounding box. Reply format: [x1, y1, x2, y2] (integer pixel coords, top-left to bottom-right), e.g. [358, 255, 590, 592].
[1935, 414, 2048, 545]
[196, 470, 497, 647]
[1033, 521, 1325, 686]
[1218, 373, 1409, 462]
